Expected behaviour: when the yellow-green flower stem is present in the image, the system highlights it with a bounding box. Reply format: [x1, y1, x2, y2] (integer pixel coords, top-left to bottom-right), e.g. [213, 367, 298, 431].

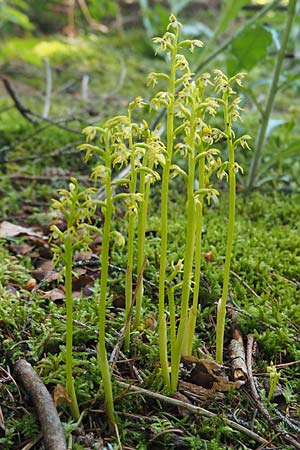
[170, 96, 197, 392]
[64, 232, 80, 420]
[98, 130, 115, 426]
[167, 284, 176, 366]
[216, 95, 235, 364]
[158, 29, 178, 390]
[124, 115, 137, 351]
[184, 147, 205, 356]
[134, 159, 152, 329]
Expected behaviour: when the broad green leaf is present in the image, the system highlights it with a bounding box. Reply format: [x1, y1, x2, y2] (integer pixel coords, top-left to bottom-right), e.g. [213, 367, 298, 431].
[227, 23, 273, 74]
[219, 0, 249, 34]
[1, 5, 34, 30]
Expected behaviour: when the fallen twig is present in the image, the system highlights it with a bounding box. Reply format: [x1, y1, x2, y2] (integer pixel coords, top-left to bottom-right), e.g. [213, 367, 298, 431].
[43, 58, 52, 119]
[1, 76, 82, 134]
[116, 380, 268, 445]
[228, 304, 248, 381]
[14, 358, 67, 450]
[246, 334, 300, 449]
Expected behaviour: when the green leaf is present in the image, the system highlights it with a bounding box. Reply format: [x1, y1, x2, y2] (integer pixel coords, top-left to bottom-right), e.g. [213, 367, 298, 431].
[167, 0, 191, 15]
[219, 0, 249, 34]
[1, 5, 34, 30]
[227, 23, 273, 74]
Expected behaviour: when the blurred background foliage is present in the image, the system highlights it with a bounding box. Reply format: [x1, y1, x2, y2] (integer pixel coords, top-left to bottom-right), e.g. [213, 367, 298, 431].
[0, 0, 299, 193]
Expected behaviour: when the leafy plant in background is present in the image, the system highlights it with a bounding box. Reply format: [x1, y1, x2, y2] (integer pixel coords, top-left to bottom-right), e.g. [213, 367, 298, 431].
[246, 0, 297, 189]
[50, 178, 95, 420]
[0, 0, 34, 32]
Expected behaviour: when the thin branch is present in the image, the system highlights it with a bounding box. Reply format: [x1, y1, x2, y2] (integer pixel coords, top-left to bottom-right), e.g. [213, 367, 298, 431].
[116, 380, 268, 445]
[14, 359, 66, 450]
[246, 334, 300, 449]
[1, 76, 38, 124]
[1, 76, 82, 134]
[42, 58, 52, 119]
[81, 74, 89, 102]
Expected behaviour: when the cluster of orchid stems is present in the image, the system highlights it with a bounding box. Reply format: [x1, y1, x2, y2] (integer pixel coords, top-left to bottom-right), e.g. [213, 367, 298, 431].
[50, 178, 96, 420]
[148, 15, 250, 388]
[50, 14, 251, 426]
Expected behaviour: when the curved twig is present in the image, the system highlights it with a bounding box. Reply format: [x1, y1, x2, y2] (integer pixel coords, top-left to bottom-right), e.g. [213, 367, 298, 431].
[116, 380, 268, 445]
[246, 334, 300, 449]
[14, 358, 67, 450]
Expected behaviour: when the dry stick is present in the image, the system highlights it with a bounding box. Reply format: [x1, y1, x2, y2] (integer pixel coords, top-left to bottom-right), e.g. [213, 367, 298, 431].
[14, 358, 67, 450]
[228, 305, 248, 381]
[1, 76, 82, 134]
[43, 58, 52, 119]
[230, 270, 260, 298]
[77, 0, 109, 32]
[116, 380, 268, 445]
[246, 334, 300, 449]
[1, 76, 38, 123]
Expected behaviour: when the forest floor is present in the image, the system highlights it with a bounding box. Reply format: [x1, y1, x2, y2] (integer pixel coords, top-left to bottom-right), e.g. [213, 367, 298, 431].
[0, 25, 300, 450]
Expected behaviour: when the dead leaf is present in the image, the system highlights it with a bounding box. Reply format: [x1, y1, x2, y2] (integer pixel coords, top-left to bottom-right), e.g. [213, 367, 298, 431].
[25, 278, 37, 291]
[9, 243, 33, 255]
[42, 288, 65, 301]
[0, 221, 45, 239]
[180, 356, 244, 391]
[32, 259, 55, 282]
[173, 391, 192, 416]
[53, 384, 71, 406]
[178, 380, 224, 404]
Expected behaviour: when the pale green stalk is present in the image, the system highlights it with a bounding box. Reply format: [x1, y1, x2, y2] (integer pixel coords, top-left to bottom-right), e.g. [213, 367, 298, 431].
[167, 284, 176, 365]
[64, 233, 80, 420]
[184, 151, 205, 356]
[170, 96, 197, 391]
[158, 29, 178, 389]
[124, 115, 137, 351]
[134, 159, 152, 328]
[98, 130, 115, 426]
[216, 97, 235, 364]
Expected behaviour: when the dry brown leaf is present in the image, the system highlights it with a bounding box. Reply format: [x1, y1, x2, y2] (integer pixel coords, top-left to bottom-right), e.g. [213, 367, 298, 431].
[0, 221, 45, 239]
[42, 288, 65, 301]
[178, 380, 224, 403]
[25, 278, 37, 291]
[53, 384, 72, 407]
[173, 391, 192, 416]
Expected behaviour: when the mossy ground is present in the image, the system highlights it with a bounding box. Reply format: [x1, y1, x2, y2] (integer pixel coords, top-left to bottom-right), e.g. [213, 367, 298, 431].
[0, 25, 300, 450]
